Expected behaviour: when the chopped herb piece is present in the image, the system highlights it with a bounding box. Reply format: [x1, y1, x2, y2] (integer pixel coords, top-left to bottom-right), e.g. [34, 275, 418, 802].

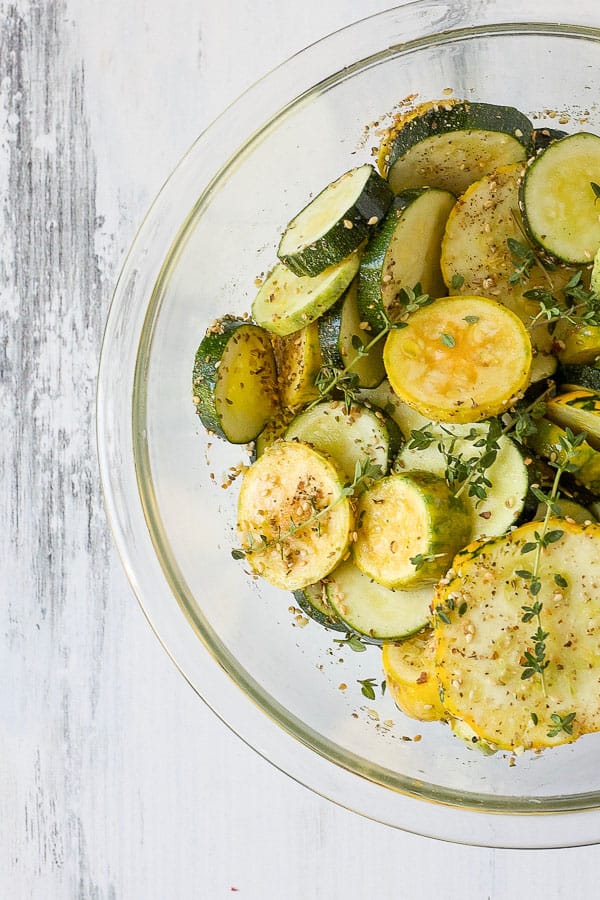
[358, 677, 377, 700]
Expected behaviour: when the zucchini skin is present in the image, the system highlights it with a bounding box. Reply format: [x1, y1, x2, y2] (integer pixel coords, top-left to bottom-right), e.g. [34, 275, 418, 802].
[386, 102, 533, 165]
[527, 418, 600, 495]
[252, 255, 360, 336]
[292, 583, 346, 631]
[192, 316, 279, 443]
[383, 101, 532, 194]
[529, 127, 568, 155]
[357, 189, 453, 333]
[277, 166, 392, 277]
[557, 363, 600, 393]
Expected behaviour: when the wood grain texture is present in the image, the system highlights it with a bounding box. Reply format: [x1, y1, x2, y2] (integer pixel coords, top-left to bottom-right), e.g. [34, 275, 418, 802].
[1, 0, 600, 897]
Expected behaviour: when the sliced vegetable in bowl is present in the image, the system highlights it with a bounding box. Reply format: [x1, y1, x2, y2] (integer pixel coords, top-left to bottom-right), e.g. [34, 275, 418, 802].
[380, 100, 532, 195]
[191, 94, 600, 756]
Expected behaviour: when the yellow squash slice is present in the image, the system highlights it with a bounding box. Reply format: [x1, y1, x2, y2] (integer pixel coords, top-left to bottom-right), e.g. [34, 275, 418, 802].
[435, 518, 600, 751]
[382, 630, 445, 722]
[237, 441, 352, 590]
[383, 295, 532, 423]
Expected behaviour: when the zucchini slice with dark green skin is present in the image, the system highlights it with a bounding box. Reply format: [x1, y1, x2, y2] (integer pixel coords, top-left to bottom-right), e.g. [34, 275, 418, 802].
[192, 316, 280, 443]
[353, 471, 471, 589]
[394, 423, 532, 540]
[318, 280, 386, 388]
[252, 254, 360, 336]
[557, 363, 600, 393]
[325, 560, 432, 641]
[520, 132, 600, 264]
[357, 188, 455, 332]
[383, 101, 532, 195]
[292, 582, 345, 631]
[283, 400, 391, 483]
[529, 127, 568, 155]
[532, 497, 595, 525]
[277, 164, 392, 277]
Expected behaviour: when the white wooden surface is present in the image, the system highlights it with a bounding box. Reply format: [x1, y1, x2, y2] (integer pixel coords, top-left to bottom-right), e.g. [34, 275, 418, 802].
[2, 1, 599, 896]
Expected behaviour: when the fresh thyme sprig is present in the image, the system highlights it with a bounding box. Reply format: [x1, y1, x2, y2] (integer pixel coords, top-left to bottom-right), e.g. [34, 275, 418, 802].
[514, 427, 587, 695]
[333, 633, 366, 652]
[507, 237, 538, 286]
[547, 711, 577, 738]
[526, 270, 600, 331]
[357, 677, 386, 700]
[405, 391, 550, 506]
[233, 457, 383, 560]
[309, 284, 434, 412]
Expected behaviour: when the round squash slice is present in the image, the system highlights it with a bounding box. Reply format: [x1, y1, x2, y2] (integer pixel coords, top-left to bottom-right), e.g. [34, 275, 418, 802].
[237, 441, 352, 591]
[382, 630, 445, 722]
[383, 296, 532, 423]
[435, 518, 600, 751]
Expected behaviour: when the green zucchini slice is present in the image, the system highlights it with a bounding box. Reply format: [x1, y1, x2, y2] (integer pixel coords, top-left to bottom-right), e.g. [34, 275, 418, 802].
[546, 391, 600, 450]
[526, 418, 600, 495]
[237, 441, 353, 590]
[356, 380, 430, 438]
[529, 352, 557, 384]
[192, 316, 279, 443]
[318, 280, 386, 388]
[325, 560, 431, 641]
[520, 132, 600, 264]
[292, 582, 345, 631]
[382, 101, 532, 195]
[449, 718, 497, 755]
[277, 164, 392, 277]
[271, 321, 323, 411]
[395, 424, 531, 540]
[554, 319, 600, 366]
[357, 188, 455, 332]
[435, 517, 600, 750]
[353, 471, 471, 589]
[283, 400, 390, 483]
[252, 254, 360, 336]
[532, 497, 595, 525]
[441, 162, 574, 355]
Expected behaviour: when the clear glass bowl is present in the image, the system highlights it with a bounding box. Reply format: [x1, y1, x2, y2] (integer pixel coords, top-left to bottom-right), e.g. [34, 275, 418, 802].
[98, 0, 600, 847]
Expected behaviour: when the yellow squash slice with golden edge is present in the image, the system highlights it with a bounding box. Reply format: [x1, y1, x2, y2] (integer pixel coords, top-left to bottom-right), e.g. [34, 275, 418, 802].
[383, 296, 532, 423]
[435, 518, 600, 751]
[237, 441, 352, 591]
[382, 630, 445, 722]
